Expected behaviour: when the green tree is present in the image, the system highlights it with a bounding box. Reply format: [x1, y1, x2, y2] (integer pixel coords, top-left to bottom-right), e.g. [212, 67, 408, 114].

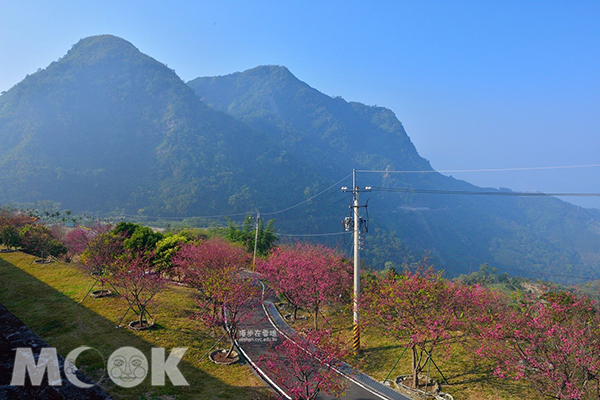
[226, 215, 277, 257]
[0, 224, 21, 250]
[0, 210, 34, 250]
[112, 222, 163, 254]
[154, 233, 190, 278]
[19, 225, 67, 260]
[112, 222, 139, 237]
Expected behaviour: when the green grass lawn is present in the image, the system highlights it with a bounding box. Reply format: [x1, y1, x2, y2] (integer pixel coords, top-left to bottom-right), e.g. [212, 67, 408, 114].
[0, 249, 537, 400]
[0, 251, 271, 399]
[283, 304, 536, 400]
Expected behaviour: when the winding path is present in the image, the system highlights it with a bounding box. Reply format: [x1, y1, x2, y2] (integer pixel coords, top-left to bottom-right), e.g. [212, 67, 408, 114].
[233, 278, 411, 400]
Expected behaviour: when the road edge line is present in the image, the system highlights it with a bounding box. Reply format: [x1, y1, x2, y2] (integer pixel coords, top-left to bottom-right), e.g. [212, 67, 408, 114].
[261, 300, 394, 400]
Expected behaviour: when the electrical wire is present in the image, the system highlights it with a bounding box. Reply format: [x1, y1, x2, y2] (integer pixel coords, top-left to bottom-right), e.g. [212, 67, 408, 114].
[107, 211, 253, 220]
[277, 231, 351, 237]
[373, 187, 600, 197]
[265, 189, 345, 221]
[262, 173, 352, 216]
[272, 197, 352, 237]
[304, 194, 351, 214]
[90, 173, 352, 221]
[487, 266, 594, 281]
[357, 163, 600, 174]
[272, 195, 349, 225]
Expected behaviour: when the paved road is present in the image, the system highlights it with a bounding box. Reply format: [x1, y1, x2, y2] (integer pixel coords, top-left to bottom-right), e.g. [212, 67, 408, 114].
[234, 280, 411, 400]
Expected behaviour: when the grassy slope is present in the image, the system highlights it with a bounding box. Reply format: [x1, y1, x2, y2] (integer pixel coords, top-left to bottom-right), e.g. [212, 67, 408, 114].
[0, 251, 269, 399]
[0, 248, 537, 399]
[284, 305, 536, 400]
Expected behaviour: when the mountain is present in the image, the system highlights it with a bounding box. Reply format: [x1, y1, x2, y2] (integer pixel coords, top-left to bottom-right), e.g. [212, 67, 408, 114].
[188, 66, 431, 180]
[188, 66, 600, 282]
[2, 35, 600, 282]
[0, 36, 323, 216]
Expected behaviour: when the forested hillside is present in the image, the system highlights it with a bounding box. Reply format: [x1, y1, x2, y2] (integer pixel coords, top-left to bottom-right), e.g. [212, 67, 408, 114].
[2, 35, 600, 282]
[189, 67, 600, 281]
[0, 35, 323, 216]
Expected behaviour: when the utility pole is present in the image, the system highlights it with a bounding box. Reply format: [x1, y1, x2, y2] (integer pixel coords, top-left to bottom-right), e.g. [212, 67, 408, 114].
[342, 169, 371, 354]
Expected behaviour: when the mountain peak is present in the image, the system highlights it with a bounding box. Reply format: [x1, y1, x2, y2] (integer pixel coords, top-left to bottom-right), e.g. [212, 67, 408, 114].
[240, 65, 308, 89]
[63, 35, 142, 65]
[243, 65, 295, 78]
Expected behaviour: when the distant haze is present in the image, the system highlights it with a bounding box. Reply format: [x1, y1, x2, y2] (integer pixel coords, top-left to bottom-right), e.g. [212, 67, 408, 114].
[2, 2, 599, 208]
[3, 34, 600, 282]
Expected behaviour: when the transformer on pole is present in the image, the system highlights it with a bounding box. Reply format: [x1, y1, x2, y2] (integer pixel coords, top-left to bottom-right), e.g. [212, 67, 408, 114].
[341, 169, 371, 354]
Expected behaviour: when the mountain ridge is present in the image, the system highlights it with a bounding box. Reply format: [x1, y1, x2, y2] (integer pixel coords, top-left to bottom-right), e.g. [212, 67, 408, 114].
[0, 35, 326, 216]
[188, 66, 431, 180]
[2, 35, 600, 282]
[188, 63, 600, 282]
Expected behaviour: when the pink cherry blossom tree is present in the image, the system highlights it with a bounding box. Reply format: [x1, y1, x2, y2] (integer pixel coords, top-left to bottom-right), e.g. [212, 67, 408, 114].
[193, 274, 261, 358]
[362, 268, 489, 389]
[80, 232, 124, 295]
[109, 250, 166, 329]
[63, 228, 93, 261]
[259, 243, 352, 329]
[173, 238, 249, 313]
[49, 224, 68, 244]
[477, 291, 600, 399]
[258, 329, 348, 400]
[64, 223, 113, 261]
[18, 224, 67, 261]
[173, 238, 254, 358]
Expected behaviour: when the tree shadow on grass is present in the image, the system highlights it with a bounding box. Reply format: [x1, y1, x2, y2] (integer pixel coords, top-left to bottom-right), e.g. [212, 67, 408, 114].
[0, 254, 271, 400]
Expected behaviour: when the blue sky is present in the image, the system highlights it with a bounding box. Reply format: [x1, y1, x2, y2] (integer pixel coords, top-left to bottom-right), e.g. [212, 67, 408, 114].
[2, 1, 600, 207]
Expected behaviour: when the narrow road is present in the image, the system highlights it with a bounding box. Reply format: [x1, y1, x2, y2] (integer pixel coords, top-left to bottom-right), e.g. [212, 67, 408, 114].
[234, 279, 411, 400]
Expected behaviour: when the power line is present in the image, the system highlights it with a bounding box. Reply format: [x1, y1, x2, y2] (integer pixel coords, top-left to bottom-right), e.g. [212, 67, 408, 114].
[489, 266, 596, 281]
[357, 163, 600, 174]
[268, 196, 349, 225]
[373, 187, 600, 197]
[277, 231, 351, 237]
[265, 189, 345, 221]
[262, 174, 352, 216]
[109, 211, 253, 220]
[95, 174, 353, 221]
[306, 195, 352, 214]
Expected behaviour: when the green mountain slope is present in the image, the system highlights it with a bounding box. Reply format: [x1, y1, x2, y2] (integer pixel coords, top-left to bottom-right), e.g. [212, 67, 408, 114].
[0, 36, 323, 216]
[188, 66, 431, 179]
[2, 35, 600, 282]
[188, 67, 600, 282]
